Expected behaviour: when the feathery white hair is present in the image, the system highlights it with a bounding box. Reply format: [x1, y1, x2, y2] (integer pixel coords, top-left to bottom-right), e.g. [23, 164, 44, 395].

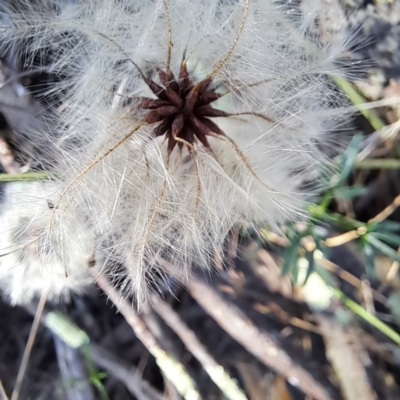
[0, 182, 94, 304]
[0, 0, 350, 302]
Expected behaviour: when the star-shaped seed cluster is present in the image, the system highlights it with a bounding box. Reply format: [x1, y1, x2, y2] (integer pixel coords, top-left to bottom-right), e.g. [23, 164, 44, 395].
[139, 63, 229, 153]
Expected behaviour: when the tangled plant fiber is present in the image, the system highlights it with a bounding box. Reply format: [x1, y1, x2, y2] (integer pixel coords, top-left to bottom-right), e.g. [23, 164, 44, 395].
[0, 0, 351, 304]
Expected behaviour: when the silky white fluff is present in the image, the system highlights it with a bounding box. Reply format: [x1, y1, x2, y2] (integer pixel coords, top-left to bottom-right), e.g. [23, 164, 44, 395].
[0, 182, 94, 304]
[0, 0, 351, 302]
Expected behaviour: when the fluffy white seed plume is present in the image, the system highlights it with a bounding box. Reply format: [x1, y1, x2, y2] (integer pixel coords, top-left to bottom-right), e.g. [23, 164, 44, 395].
[0, 182, 94, 304]
[0, 0, 351, 303]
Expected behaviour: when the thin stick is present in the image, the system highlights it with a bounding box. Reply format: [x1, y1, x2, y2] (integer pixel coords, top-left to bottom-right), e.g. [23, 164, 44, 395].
[90, 271, 201, 400]
[11, 290, 48, 400]
[160, 259, 333, 400]
[385, 252, 400, 282]
[368, 193, 400, 223]
[89, 344, 164, 400]
[317, 257, 387, 305]
[151, 295, 247, 400]
[325, 230, 360, 247]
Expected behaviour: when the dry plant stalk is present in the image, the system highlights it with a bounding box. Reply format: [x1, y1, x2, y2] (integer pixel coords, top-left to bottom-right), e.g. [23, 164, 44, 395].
[151, 295, 247, 400]
[10, 290, 48, 400]
[160, 258, 333, 400]
[90, 269, 201, 400]
[317, 315, 376, 400]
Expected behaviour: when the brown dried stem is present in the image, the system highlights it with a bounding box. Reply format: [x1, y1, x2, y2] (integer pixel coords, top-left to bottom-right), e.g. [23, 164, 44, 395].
[89, 270, 201, 400]
[11, 290, 48, 400]
[317, 315, 376, 400]
[151, 295, 247, 400]
[89, 343, 164, 400]
[160, 258, 333, 400]
[317, 257, 387, 305]
[368, 193, 400, 223]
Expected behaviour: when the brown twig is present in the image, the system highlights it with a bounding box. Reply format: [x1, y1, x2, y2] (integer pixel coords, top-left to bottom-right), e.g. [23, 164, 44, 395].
[325, 230, 361, 247]
[151, 295, 247, 400]
[252, 302, 322, 335]
[317, 315, 376, 400]
[385, 251, 400, 282]
[317, 257, 387, 305]
[160, 259, 333, 400]
[325, 194, 400, 247]
[89, 343, 164, 400]
[89, 270, 201, 400]
[368, 194, 400, 223]
[11, 290, 48, 400]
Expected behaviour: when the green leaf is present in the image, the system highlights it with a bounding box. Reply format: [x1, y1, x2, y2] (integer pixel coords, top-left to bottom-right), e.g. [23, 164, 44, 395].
[365, 234, 400, 262]
[338, 133, 364, 184]
[0, 172, 55, 182]
[388, 293, 400, 327]
[333, 185, 367, 200]
[307, 203, 328, 219]
[46, 312, 89, 348]
[281, 240, 300, 277]
[332, 288, 400, 345]
[311, 225, 329, 240]
[331, 76, 385, 132]
[303, 250, 315, 284]
[363, 243, 376, 279]
[314, 264, 338, 291]
[372, 232, 400, 247]
[375, 220, 400, 232]
[355, 159, 400, 169]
